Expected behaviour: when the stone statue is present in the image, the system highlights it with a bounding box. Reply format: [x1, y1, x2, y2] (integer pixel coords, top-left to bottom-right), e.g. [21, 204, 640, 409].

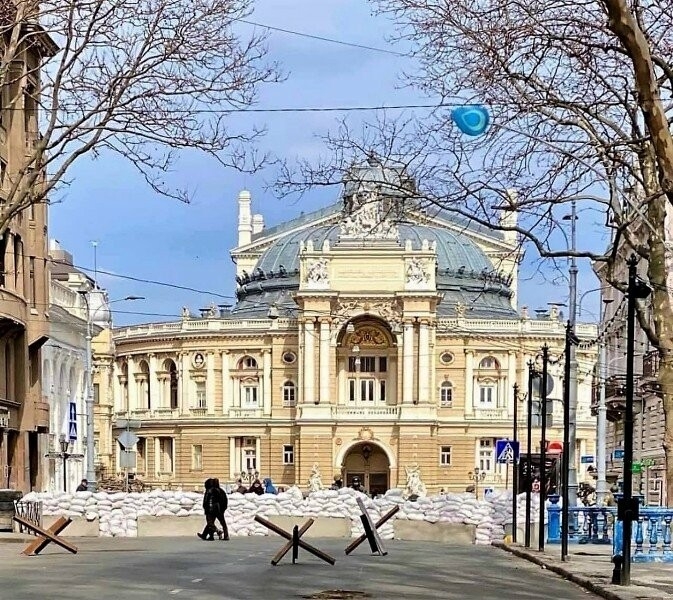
[208, 302, 218, 318]
[455, 302, 466, 318]
[306, 258, 329, 285]
[181, 306, 190, 319]
[307, 463, 324, 492]
[406, 258, 429, 285]
[402, 464, 427, 500]
[339, 198, 399, 241]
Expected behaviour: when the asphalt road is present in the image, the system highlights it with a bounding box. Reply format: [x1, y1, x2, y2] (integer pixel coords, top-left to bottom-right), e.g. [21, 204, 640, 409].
[0, 537, 598, 600]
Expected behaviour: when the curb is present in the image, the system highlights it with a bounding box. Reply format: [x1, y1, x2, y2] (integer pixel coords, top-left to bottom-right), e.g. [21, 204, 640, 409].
[492, 541, 626, 600]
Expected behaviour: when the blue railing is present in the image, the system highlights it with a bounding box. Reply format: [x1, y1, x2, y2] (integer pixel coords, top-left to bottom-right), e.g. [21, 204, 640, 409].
[547, 501, 615, 545]
[613, 509, 673, 563]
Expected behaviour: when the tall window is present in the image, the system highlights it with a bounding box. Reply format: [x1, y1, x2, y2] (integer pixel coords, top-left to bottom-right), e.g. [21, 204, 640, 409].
[244, 448, 257, 471]
[283, 381, 296, 407]
[93, 383, 100, 405]
[346, 353, 388, 404]
[242, 384, 258, 408]
[168, 360, 178, 409]
[159, 437, 174, 473]
[136, 438, 146, 472]
[440, 382, 453, 407]
[0, 232, 7, 288]
[478, 439, 495, 472]
[195, 381, 207, 408]
[283, 445, 294, 465]
[13, 234, 21, 288]
[138, 360, 150, 409]
[192, 444, 203, 470]
[29, 257, 36, 307]
[478, 382, 496, 406]
[440, 445, 452, 466]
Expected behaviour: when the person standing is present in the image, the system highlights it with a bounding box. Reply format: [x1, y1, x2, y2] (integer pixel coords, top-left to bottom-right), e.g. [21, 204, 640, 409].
[212, 478, 229, 541]
[197, 478, 220, 541]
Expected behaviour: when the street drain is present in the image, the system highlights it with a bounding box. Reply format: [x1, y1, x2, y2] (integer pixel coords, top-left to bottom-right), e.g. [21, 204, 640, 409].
[301, 591, 371, 599]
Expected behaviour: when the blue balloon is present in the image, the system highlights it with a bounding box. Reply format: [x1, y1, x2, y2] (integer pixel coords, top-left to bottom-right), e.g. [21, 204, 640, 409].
[451, 105, 490, 136]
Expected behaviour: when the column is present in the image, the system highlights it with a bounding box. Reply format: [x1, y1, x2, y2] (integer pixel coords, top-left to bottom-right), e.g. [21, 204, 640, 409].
[127, 356, 137, 412]
[465, 350, 474, 416]
[303, 320, 315, 405]
[112, 362, 122, 413]
[319, 320, 330, 405]
[221, 351, 230, 414]
[507, 351, 517, 415]
[229, 437, 236, 479]
[403, 321, 414, 404]
[153, 437, 160, 475]
[180, 353, 190, 414]
[417, 320, 430, 403]
[255, 437, 262, 475]
[206, 352, 215, 414]
[149, 354, 159, 411]
[262, 349, 272, 417]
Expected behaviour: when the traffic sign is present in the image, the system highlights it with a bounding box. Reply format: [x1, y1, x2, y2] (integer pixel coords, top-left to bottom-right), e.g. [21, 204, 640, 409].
[613, 449, 624, 460]
[496, 439, 520, 464]
[119, 450, 137, 469]
[68, 421, 77, 442]
[118, 430, 139, 449]
[581, 455, 594, 464]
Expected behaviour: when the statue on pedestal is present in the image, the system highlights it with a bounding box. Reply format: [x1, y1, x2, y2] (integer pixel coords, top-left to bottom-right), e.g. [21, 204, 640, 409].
[308, 463, 324, 492]
[402, 464, 427, 500]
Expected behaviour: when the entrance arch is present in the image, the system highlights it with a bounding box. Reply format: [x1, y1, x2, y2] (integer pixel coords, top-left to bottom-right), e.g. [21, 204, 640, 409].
[340, 441, 391, 497]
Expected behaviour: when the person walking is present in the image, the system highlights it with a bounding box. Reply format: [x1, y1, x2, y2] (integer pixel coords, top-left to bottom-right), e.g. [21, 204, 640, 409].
[197, 478, 220, 541]
[212, 478, 229, 541]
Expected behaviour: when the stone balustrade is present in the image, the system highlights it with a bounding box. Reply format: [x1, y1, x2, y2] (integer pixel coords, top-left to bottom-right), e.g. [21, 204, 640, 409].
[613, 508, 673, 563]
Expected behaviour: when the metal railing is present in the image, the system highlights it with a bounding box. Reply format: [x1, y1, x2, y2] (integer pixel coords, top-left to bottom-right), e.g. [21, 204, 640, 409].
[13, 501, 42, 536]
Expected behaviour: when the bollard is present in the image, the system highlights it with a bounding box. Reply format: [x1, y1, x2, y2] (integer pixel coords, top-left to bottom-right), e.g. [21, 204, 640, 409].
[611, 555, 623, 585]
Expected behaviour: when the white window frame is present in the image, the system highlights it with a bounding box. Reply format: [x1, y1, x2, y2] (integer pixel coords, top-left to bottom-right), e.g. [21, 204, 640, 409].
[478, 382, 496, 406]
[283, 444, 294, 465]
[478, 438, 495, 472]
[242, 384, 259, 408]
[440, 382, 453, 407]
[440, 445, 452, 466]
[243, 448, 257, 471]
[195, 381, 207, 408]
[192, 444, 203, 471]
[159, 437, 174, 474]
[282, 381, 296, 407]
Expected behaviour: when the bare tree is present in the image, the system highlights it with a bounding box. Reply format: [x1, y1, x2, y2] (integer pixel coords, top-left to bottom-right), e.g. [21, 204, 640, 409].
[0, 0, 279, 232]
[277, 0, 673, 501]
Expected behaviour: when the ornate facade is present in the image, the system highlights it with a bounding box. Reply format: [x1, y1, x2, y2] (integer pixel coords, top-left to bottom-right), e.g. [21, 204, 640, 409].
[99, 157, 598, 494]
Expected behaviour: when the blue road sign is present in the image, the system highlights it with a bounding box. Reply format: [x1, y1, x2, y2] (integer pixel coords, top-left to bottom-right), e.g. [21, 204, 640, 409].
[581, 455, 594, 464]
[68, 401, 78, 441]
[496, 439, 520, 464]
[613, 449, 624, 460]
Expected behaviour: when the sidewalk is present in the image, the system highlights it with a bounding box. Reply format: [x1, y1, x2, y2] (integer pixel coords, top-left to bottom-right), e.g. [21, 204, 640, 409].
[494, 541, 673, 600]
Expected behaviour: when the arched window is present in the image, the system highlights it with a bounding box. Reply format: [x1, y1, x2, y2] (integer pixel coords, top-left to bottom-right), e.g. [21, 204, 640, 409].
[440, 382, 453, 407]
[479, 356, 500, 370]
[139, 360, 151, 409]
[238, 356, 258, 369]
[164, 359, 179, 409]
[282, 381, 296, 407]
[120, 362, 129, 411]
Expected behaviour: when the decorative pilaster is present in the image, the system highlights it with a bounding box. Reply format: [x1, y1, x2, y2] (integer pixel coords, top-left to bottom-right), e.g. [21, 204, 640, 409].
[229, 437, 237, 479]
[255, 437, 262, 474]
[262, 349, 272, 417]
[303, 320, 315, 405]
[403, 321, 414, 404]
[465, 350, 474, 416]
[127, 356, 137, 412]
[417, 320, 430, 403]
[149, 354, 159, 411]
[153, 437, 160, 475]
[221, 351, 230, 414]
[112, 362, 122, 412]
[180, 353, 190, 415]
[206, 352, 215, 415]
[319, 320, 330, 405]
[507, 350, 517, 415]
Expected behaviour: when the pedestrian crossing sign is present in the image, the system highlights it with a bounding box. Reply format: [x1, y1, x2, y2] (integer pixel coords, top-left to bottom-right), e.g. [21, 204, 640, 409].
[68, 421, 77, 442]
[496, 439, 520, 464]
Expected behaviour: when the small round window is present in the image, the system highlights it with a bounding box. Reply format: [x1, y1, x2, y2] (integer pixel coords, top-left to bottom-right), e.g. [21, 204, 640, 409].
[439, 351, 454, 365]
[282, 351, 297, 365]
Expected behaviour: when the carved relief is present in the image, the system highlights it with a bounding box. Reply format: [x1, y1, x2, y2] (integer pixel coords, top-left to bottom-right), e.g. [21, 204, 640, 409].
[333, 299, 402, 332]
[406, 258, 430, 285]
[339, 191, 399, 241]
[305, 258, 330, 287]
[347, 326, 387, 347]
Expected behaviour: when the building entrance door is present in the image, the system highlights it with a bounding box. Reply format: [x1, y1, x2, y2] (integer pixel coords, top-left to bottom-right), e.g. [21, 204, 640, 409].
[343, 442, 390, 496]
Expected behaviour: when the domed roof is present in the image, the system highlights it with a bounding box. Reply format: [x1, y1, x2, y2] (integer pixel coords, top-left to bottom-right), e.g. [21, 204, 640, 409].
[232, 220, 516, 320]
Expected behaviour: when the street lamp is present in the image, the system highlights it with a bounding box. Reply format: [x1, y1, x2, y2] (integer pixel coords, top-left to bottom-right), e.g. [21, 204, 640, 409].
[468, 467, 487, 499]
[59, 436, 72, 492]
[77, 291, 144, 492]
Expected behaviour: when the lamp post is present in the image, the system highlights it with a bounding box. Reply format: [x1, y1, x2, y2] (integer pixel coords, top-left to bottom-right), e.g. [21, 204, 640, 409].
[525, 361, 538, 548]
[620, 255, 651, 586]
[562, 200, 579, 508]
[59, 436, 72, 492]
[539, 345, 550, 552]
[562, 322, 579, 561]
[512, 382, 520, 544]
[468, 467, 487, 500]
[78, 291, 144, 492]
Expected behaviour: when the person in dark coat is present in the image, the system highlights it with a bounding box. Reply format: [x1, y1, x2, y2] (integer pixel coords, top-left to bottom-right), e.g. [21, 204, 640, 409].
[212, 478, 229, 540]
[197, 478, 220, 541]
[248, 478, 264, 495]
[76, 479, 88, 492]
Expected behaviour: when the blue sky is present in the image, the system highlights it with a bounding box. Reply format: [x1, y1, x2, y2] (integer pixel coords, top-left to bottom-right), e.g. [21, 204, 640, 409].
[49, 0, 602, 325]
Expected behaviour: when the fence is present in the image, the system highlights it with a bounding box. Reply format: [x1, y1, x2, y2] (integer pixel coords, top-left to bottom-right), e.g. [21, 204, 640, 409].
[13, 500, 42, 536]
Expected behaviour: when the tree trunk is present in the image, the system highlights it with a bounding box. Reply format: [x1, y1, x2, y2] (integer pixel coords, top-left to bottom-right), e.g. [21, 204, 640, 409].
[647, 189, 673, 505]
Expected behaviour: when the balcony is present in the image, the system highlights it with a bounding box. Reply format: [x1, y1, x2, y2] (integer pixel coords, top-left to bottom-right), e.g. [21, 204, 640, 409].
[332, 405, 401, 420]
[228, 408, 264, 419]
[152, 407, 178, 419]
[190, 408, 208, 417]
[467, 407, 509, 421]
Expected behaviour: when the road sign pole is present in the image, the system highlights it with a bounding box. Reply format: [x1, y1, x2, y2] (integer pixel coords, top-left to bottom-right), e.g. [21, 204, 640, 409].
[512, 383, 519, 544]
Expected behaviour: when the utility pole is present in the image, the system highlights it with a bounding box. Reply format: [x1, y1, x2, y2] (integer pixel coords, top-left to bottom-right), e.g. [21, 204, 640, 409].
[562, 322, 579, 561]
[538, 345, 549, 553]
[83, 294, 96, 491]
[567, 199, 579, 508]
